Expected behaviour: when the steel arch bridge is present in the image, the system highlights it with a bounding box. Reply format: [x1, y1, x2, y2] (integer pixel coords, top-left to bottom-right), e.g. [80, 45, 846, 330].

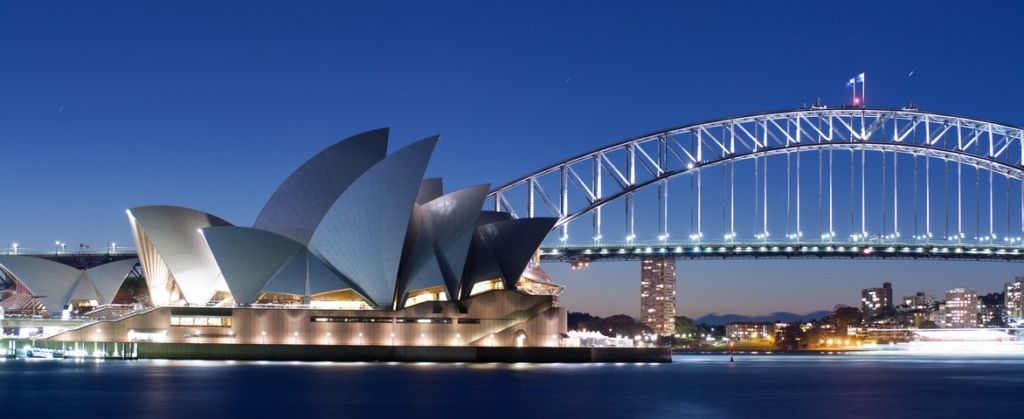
[487, 107, 1024, 263]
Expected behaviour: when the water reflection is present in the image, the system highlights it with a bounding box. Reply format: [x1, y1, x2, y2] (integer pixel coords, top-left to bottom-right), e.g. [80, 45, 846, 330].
[0, 354, 1021, 418]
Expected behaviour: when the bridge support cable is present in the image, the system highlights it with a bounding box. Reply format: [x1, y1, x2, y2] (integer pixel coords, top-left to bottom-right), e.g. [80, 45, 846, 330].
[593, 155, 602, 242]
[755, 152, 760, 239]
[722, 159, 727, 240]
[894, 147, 899, 238]
[764, 120, 769, 239]
[829, 149, 834, 238]
[560, 165, 568, 241]
[926, 122, 931, 239]
[730, 159, 735, 239]
[762, 149, 768, 239]
[882, 149, 887, 237]
[818, 148, 823, 239]
[958, 157, 963, 241]
[658, 136, 668, 241]
[914, 154, 918, 239]
[861, 148, 866, 237]
[795, 119, 802, 238]
[626, 144, 635, 242]
[1006, 171, 1010, 243]
[850, 149, 855, 239]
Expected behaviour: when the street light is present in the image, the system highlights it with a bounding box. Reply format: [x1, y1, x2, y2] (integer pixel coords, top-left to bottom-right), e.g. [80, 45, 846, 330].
[420, 333, 426, 346]
[456, 333, 461, 347]
[391, 332, 395, 346]
[358, 332, 363, 345]
[293, 331, 299, 344]
[261, 331, 266, 344]
[326, 332, 331, 345]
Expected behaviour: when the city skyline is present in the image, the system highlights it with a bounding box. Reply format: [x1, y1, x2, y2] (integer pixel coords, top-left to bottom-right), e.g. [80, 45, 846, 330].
[3, 1, 1024, 319]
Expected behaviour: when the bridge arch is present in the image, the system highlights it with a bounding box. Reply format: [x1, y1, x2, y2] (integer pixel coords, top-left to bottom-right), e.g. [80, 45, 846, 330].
[488, 108, 1024, 260]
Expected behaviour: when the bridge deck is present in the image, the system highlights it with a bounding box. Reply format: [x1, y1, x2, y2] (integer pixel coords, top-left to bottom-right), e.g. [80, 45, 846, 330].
[540, 242, 1024, 262]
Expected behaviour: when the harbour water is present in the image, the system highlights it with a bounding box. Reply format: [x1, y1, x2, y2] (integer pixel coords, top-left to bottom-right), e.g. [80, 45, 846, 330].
[2, 353, 1022, 418]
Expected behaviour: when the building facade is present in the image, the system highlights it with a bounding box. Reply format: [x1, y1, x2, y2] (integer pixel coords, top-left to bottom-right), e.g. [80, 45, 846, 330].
[902, 292, 935, 311]
[944, 288, 979, 328]
[861, 282, 893, 320]
[726, 322, 774, 342]
[1005, 279, 1023, 325]
[640, 256, 675, 335]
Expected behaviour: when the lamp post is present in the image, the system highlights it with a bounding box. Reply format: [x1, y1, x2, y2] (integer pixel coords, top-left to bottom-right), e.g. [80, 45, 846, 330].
[358, 332, 363, 345]
[261, 331, 266, 344]
[55, 241, 61, 256]
[489, 334, 495, 347]
[420, 333, 425, 346]
[293, 331, 298, 344]
[326, 332, 331, 345]
[390, 332, 395, 346]
[456, 333, 461, 347]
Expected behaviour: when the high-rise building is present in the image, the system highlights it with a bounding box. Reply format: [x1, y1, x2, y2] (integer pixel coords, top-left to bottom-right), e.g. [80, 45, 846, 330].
[861, 282, 893, 320]
[640, 256, 676, 335]
[944, 288, 979, 328]
[1005, 278, 1023, 324]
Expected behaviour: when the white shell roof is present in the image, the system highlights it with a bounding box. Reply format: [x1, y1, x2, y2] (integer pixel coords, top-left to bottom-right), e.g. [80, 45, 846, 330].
[128, 206, 232, 306]
[81, 258, 139, 304]
[0, 256, 82, 312]
[254, 128, 389, 245]
[309, 135, 438, 309]
[202, 226, 306, 305]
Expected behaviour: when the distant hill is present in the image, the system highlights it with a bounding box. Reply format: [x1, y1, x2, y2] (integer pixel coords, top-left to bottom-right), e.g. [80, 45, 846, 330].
[693, 310, 830, 325]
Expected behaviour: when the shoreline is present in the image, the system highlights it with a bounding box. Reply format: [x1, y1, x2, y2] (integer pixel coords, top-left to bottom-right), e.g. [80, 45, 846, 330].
[11, 339, 672, 363]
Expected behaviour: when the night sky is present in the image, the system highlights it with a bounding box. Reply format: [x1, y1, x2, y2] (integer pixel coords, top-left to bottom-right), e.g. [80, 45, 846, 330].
[2, 1, 1023, 319]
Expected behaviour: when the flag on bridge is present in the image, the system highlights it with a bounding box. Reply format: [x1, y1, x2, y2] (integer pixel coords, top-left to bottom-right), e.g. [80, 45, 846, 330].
[847, 73, 866, 106]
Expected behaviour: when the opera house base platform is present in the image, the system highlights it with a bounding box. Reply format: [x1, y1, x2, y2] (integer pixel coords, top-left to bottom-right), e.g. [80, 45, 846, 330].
[11, 291, 670, 363]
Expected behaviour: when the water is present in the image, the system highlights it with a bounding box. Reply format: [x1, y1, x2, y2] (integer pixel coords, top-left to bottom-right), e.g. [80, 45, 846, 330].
[2, 353, 1022, 418]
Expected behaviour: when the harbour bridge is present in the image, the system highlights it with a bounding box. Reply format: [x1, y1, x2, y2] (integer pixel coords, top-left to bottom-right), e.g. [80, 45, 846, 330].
[487, 107, 1024, 264]
[9, 106, 1024, 268]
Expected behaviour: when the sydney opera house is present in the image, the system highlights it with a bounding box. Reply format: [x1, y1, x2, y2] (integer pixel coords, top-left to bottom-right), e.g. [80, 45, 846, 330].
[2, 129, 568, 350]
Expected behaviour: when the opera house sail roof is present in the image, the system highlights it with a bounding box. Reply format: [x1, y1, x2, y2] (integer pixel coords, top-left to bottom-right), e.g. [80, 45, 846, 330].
[115, 128, 562, 311]
[0, 255, 138, 313]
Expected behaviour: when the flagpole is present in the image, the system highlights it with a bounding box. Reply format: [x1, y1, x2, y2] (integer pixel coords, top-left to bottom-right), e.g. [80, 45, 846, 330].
[862, 74, 866, 107]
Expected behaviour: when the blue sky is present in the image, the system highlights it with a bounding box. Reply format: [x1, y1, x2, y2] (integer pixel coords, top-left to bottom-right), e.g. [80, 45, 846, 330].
[2, 1, 1023, 318]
